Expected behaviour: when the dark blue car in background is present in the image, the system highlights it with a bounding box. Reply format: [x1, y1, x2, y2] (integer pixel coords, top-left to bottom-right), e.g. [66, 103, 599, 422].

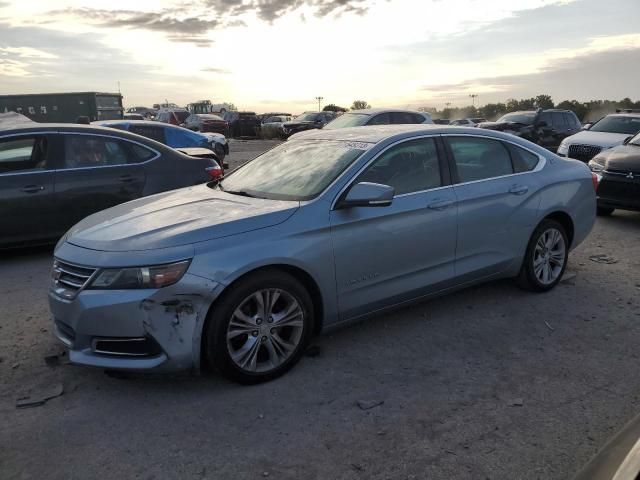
[94, 120, 229, 162]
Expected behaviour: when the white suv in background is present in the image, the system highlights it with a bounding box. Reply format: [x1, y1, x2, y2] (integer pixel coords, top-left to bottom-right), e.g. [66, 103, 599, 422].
[557, 111, 640, 163]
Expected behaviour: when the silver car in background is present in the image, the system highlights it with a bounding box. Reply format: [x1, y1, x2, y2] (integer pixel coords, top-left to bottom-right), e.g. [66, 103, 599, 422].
[49, 125, 597, 384]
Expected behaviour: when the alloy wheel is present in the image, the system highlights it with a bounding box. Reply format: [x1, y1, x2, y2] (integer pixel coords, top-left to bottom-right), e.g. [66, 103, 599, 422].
[533, 228, 566, 285]
[226, 289, 305, 373]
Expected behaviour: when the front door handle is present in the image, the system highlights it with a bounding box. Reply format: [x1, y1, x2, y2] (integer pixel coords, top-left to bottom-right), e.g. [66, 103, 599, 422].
[509, 185, 529, 195]
[119, 175, 134, 183]
[20, 185, 45, 193]
[427, 199, 455, 210]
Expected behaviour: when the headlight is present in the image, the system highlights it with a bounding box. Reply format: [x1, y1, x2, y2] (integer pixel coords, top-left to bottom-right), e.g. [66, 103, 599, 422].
[588, 156, 606, 172]
[89, 260, 190, 290]
[557, 141, 569, 153]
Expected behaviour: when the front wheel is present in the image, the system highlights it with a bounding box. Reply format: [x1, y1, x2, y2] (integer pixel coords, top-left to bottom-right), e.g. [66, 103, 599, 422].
[205, 270, 314, 384]
[517, 219, 569, 292]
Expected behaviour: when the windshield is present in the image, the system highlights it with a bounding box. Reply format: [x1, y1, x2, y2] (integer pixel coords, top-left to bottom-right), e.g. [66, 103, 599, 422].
[218, 140, 368, 201]
[590, 115, 640, 135]
[497, 112, 535, 124]
[292, 113, 319, 122]
[323, 113, 370, 129]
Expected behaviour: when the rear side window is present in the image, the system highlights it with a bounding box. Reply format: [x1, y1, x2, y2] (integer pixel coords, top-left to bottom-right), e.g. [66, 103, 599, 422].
[63, 135, 145, 168]
[0, 136, 48, 174]
[448, 137, 513, 182]
[130, 144, 157, 162]
[129, 125, 166, 144]
[391, 112, 421, 124]
[509, 145, 540, 173]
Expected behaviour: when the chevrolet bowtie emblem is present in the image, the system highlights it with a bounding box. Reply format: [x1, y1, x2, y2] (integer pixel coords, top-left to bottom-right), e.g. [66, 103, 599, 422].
[627, 172, 635, 179]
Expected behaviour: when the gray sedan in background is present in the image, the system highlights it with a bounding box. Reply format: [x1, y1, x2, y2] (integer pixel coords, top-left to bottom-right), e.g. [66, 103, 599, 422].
[49, 125, 596, 384]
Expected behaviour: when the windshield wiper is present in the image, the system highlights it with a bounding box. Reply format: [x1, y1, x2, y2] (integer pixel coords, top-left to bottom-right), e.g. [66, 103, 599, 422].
[217, 182, 256, 197]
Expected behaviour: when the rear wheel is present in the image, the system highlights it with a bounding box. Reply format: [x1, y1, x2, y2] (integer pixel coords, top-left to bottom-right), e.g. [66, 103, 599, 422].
[205, 270, 314, 384]
[517, 219, 568, 292]
[596, 206, 614, 216]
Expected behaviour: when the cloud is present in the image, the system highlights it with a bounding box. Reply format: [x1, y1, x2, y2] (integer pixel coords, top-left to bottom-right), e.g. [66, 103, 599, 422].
[204, 0, 372, 22]
[201, 67, 231, 74]
[48, 7, 217, 46]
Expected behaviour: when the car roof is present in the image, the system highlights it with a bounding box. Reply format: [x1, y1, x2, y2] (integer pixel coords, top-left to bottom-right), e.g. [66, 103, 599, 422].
[348, 108, 426, 116]
[287, 124, 476, 143]
[603, 113, 640, 118]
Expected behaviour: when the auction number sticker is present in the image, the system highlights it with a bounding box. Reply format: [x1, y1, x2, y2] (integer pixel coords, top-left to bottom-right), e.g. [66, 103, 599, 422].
[343, 141, 371, 150]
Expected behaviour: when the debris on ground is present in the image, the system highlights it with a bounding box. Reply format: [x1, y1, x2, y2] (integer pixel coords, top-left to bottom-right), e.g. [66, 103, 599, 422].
[356, 399, 384, 410]
[350, 463, 364, 472]
[16, 383, 64, 409]
[510, 398, 524, 407]
[44, 351, 68, 368]
[11, 362, 19, 369]
[561, 271, 577, 283]
[544, 320, 555, 331]
[589, 254, 618, 264]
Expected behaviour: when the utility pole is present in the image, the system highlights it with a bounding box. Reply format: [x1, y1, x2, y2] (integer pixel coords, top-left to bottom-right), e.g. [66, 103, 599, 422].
[445, 102, 451, 108]
[315, 96, 324, 112]
[469, 94, 478, 107]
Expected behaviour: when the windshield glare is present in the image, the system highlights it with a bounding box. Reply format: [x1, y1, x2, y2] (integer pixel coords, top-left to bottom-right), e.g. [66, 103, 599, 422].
[218, 140, 367, 200]
[293, 113, 319, 122]
[590, 115, 640, 135]
[323, 113, 370, 129]
[497, 113, 535, 124]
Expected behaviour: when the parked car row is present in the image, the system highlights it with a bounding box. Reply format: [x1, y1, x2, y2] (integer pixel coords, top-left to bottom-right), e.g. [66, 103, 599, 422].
[0, 121, 223, 249]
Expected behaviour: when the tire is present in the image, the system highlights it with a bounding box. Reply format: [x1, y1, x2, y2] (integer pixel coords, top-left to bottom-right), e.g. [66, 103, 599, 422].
[516, 219, 569, 292]
[214, 143, 226, 163]
[205, 270, 314, 384]
[597, 206, 614, 216]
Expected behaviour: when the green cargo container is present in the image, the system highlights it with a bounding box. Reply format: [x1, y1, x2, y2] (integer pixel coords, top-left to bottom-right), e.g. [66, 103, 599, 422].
[0, 92, 123, 123]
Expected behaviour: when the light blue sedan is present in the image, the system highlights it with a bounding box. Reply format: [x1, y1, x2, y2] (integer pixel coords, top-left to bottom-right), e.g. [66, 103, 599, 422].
[49, 125, 596, 383]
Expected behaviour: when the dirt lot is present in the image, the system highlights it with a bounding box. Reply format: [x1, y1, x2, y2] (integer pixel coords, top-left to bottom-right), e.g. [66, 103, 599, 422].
[1, 140, 640, 480]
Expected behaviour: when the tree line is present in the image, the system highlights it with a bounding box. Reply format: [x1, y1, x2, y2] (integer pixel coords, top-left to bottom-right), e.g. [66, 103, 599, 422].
[322, 96, 640, 122]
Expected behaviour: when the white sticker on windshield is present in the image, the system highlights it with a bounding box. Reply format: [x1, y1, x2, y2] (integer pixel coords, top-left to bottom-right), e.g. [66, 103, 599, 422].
[343, 141, 372, 150]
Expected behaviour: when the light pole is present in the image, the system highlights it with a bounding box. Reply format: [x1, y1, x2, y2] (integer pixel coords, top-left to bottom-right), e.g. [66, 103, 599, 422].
[469, 94, 478, 107]
[315, 96, 324, 112]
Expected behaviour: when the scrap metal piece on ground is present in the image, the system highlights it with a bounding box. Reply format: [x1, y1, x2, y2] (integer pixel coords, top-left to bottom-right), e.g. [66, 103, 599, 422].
[16, 383, 64, 409]
[357, 399, 384, 410]
[589, 254, 618, 264]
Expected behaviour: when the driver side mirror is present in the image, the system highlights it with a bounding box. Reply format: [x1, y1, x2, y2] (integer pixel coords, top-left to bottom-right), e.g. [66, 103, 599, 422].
[336, 182, 395, 209]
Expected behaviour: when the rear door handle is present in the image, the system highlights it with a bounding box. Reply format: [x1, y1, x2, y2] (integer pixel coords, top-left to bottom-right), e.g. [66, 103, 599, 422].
[20, 185, 45, 193]
[119, 175, 134, 183]
[427, 199, 455, 210]
[509, 185, 529, 195]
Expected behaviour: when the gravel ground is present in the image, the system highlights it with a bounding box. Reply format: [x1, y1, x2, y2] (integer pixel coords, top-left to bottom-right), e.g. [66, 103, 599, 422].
[1, 140, 640, 479]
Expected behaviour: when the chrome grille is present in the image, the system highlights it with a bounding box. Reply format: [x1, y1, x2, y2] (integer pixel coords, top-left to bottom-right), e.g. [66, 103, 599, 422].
[568, 144, 602, 162]
[51, 259, 97, 299]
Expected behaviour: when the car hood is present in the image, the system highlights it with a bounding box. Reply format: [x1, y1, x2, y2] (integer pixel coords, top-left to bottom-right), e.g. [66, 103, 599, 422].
[599, 144, 640, 171]
[564, 130, 631, 148]
[66, 185, 299, 252]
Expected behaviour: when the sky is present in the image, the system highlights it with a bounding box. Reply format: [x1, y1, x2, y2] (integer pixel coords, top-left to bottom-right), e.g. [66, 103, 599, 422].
[0, 0, 638, 112]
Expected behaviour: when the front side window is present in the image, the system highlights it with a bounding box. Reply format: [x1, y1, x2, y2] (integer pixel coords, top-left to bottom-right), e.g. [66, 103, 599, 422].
[219, 140, 367, 201]
[0, 136, 48, 174]
[63, 135, 133, 168]
[356, 138, 441, 195]
[552, 113, 566, 129]
[498, 112, 535, 125]
[391, 112, 421, 124]
[367, 113, 391, 125]
[448, 137, 513, 182]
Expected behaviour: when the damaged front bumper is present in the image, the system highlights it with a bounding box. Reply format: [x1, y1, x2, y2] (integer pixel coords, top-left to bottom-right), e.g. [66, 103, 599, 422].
[49, 249, 220, 374]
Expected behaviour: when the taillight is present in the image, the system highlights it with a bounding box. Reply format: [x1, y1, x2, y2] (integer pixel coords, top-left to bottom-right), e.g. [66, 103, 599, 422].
[206, 164, 223, 180]
[591, 172, 600, 191]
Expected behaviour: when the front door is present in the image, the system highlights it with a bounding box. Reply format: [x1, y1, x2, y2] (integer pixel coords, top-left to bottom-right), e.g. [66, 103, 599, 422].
[0, 134, 57, 246]
[330, 137, 458, 320]
[53, 133, 146, 231]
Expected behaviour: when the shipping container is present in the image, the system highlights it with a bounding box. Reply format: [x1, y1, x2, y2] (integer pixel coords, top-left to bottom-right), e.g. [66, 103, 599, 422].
[0, 92, 123, 123]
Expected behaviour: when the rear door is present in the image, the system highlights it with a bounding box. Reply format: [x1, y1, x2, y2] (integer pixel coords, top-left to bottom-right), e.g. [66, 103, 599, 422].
[444, 135, 544, 282]
[53, 133, 151, 229]
[0, 134, 57, 245]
